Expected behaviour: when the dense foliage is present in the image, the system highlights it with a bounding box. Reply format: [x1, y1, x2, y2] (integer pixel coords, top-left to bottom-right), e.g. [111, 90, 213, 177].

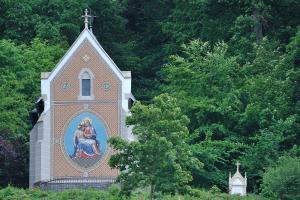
[109, 94, 202, 197]
[261, 156, 300, 200]
[160, 37, 300, 191]
[0, 186, 264, 200]
[0, 39, 64, 187]
[0, 0, 299, 198]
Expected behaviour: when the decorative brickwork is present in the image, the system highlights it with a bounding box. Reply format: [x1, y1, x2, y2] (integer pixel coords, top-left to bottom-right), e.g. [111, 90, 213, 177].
[52, 40, 119, 102]
[51, 39, 120, 178]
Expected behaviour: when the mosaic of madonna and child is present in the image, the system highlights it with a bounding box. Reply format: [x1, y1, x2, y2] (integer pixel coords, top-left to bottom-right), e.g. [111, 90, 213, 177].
[64, 112, 107, 168]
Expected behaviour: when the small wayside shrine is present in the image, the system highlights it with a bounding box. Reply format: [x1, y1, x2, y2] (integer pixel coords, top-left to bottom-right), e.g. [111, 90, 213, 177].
[229, 162, 247, 196]
[29, 9, 135, 189]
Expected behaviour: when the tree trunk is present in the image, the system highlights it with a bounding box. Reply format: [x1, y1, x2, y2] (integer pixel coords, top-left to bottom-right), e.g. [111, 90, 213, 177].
[252, 7, 263, 42]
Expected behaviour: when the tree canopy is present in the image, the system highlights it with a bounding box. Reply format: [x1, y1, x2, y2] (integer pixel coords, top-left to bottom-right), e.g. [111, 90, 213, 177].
[109, 94, 202, 198]
[0, 0, 299, 197]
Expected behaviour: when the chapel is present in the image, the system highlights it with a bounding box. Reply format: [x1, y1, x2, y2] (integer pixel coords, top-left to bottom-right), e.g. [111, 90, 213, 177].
[29, 9, 135, 189]
[229, 162, 247, 196]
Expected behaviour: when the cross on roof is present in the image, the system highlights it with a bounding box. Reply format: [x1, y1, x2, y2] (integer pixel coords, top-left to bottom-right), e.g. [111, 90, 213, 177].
[82, 9, 91, 29]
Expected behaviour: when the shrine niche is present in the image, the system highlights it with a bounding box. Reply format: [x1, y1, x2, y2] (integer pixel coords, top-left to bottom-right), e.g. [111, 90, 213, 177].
[229, 162, 247, 196]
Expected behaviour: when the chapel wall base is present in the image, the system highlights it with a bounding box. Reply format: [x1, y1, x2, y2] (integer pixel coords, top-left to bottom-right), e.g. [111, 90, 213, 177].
[33, 176, 117, 191]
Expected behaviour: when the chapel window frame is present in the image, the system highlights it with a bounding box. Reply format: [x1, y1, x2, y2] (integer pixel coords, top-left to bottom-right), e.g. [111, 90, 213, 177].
[78, 68, 95, 100]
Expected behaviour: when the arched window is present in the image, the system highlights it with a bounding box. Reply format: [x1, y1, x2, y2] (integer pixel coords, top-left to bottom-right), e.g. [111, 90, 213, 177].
[81, 71, 91, 96]
[78, 69, 94, 100]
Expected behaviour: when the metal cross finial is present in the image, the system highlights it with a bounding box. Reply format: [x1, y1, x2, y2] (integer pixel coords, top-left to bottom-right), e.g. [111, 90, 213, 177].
[236, 161, 240, 172]
[82, 9, 91, 29]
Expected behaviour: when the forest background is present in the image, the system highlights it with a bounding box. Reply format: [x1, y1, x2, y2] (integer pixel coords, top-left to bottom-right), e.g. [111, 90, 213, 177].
[0, 0, 299, 198]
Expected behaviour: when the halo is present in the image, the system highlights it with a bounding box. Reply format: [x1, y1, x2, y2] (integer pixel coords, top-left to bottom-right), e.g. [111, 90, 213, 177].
[82, 117, 92, 124]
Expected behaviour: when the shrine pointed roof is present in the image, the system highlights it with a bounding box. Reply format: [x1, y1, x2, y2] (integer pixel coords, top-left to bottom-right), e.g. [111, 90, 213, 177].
[229, 161, 247, 186]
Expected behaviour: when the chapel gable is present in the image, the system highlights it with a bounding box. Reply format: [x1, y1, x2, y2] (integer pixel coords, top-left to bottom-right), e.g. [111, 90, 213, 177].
[52, 40, 120, 102]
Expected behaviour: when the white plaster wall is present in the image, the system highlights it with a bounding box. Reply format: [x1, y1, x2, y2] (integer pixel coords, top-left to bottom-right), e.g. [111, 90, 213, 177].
[40, 110, 51, 181]
[29, 125, 37, 187]
[233, 178, 243, 185]
[120, 108, 136, 142]
[126, 125, 135, 141]
[29, 110, 51, 187]
[122, 78, 131, 111]
[231, 186, 245, 196]
[41, 79, 50, 112]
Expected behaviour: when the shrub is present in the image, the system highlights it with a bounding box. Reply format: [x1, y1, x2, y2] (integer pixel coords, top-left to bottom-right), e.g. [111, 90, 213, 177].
[261, 156, 300, 200]
[0, 185, 264, 200]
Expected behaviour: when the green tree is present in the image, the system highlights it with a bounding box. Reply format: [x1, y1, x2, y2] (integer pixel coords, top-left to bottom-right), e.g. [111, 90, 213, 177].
[0, 0, 137, 71]
[161, 40, 245, 190]
[261, 156, 300, 200]
[87, 0, 139, 72]
[109, 94, 202, 199]
[124, 0, 175, 101]
[0, 39, 64, 187]
[1, 0, 85, 45]
[160, 0, 300, 67]
[161, 37, 300, 191]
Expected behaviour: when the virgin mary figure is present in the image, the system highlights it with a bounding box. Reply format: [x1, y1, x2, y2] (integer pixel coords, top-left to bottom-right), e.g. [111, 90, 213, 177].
[72, 118, 100, 159]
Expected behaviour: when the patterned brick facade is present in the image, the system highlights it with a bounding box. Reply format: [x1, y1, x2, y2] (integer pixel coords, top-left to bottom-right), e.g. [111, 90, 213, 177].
[30, 27, 133, 188]
[51, 40, 121, 177]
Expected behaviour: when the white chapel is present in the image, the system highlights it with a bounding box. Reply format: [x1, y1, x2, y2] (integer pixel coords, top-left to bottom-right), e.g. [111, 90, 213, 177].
[29, 9, 135, 189]
[229, 162, 247, 196]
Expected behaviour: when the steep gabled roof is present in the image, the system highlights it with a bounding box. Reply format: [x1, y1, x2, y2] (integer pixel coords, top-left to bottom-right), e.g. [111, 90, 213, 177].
[48, 28, 125, 82]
